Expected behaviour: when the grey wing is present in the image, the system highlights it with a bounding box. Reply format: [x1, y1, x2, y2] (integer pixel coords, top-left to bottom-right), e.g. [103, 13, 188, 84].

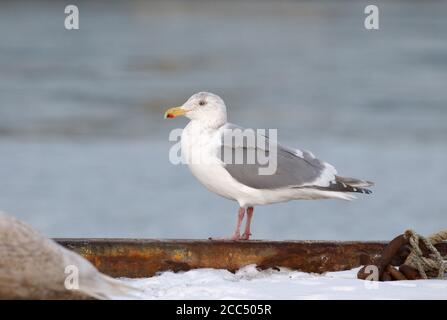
[218, 123, 337, 190]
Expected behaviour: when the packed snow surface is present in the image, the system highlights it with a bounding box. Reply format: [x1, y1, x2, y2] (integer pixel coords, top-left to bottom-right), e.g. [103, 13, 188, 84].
[123, 265, 447, 300]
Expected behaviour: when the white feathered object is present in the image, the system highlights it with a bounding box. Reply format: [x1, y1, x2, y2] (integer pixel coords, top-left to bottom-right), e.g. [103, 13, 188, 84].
[0, 212, 140, 299]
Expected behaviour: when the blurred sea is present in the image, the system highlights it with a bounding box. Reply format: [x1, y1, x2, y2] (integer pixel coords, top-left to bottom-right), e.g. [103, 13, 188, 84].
[0, 0, 446, 240]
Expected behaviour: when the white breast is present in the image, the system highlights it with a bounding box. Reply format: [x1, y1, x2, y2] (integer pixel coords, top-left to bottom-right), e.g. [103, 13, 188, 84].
[181, 122, 239, 201]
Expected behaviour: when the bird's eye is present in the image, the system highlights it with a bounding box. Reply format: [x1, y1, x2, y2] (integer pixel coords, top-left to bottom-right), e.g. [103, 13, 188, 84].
[199, 100, 206, 106]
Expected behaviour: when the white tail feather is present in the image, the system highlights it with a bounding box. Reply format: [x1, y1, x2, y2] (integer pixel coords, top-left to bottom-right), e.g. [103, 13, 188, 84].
[336, 176, 374, 188]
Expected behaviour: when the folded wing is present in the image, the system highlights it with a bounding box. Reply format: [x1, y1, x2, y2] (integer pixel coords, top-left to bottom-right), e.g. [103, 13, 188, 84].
[218, 123, 338, 190]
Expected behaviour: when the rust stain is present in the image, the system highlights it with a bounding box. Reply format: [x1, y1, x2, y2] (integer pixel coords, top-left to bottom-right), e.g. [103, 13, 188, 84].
[55, 239, 447, 278]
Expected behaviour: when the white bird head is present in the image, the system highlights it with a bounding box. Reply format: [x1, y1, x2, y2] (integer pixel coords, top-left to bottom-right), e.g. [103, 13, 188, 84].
[164, 92, 227, 126]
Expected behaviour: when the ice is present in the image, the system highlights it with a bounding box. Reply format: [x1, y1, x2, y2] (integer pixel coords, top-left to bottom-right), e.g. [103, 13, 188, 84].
[122, 265, 447, 300]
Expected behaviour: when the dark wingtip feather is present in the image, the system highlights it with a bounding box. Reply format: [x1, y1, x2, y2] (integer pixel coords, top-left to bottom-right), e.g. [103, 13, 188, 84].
[316, 181, 373, 195]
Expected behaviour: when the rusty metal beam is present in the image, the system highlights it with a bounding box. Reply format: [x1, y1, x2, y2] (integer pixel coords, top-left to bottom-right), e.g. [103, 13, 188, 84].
[55, 239, 447, 278]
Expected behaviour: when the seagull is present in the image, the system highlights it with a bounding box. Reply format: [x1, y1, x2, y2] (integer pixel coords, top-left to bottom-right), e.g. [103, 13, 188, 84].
[164, 92, 373, 240]
[0, 211, 140, 299]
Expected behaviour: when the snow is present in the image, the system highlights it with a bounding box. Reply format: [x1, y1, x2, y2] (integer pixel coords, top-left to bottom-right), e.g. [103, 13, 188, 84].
[122, 265, 447, 300]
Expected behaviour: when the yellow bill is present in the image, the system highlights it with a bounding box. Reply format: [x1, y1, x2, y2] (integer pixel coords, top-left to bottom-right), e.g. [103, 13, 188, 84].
[164, 106, 186, 119]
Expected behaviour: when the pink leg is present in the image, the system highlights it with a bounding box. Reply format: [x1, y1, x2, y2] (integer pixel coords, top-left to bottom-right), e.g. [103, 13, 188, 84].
[240, 207, 254, 240]
[209, 207, 246, 240]
[230, 207, 245, 240]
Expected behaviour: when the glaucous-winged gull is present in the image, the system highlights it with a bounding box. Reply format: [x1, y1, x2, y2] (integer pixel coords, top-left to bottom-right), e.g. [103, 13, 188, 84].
[165, 92, 373, 240]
